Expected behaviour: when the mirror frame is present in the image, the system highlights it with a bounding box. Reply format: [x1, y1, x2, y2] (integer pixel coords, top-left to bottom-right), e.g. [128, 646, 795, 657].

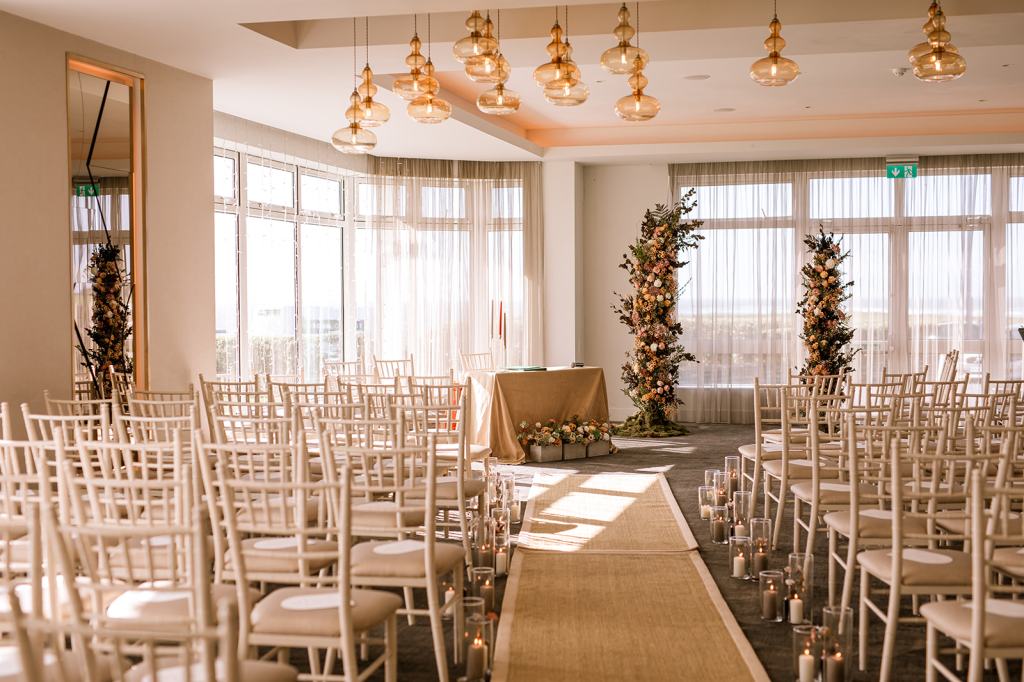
[66, 55, 148, 391]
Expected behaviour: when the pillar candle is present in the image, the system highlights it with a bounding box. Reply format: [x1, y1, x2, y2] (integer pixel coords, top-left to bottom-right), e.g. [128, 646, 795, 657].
[734, 524, 747, 537]
[732, 553, 747, 579]
[700, 504, 711, 520]
[789, 597, 804, 625]
[825, 651, 846, 682]
[761, 586, 778, 621]
[444, 586, 455, 605]
[495, 549, 508, 577]
[798, 649, 816, 682]
[481, 581, 496, 614]
[466, 637, 488, 681]
[753, 551, 769, 576]
[711, 519, 727, 543]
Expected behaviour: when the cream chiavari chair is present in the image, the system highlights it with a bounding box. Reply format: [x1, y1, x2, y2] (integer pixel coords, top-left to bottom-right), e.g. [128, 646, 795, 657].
[198, 374, 262, 439]
[43, 390, 112, 419]
[22, 403, 110, 446]
[404, 371, 455, 392]
[217, 462, 400, 681]
[0, 403, 11, 440]
[372, 356, 414, 381]
[268, 378, 328, 407]
[127, 387, 201, 422]
[333, 437, 465, 681]
[882, 366, 928, 392]
[459, 351, 495, 373]
[73, 377, 94, 401]
[133, 385, 196, 402]
[739, 379, 785, 519]
[938, 349, 961, 382]
[413, 382, 491, 462]
[323, 360, 366, 379]
[922, 467, 1024, 682]
[857, 413, 1014, 681]
[108, 367, 134, 404]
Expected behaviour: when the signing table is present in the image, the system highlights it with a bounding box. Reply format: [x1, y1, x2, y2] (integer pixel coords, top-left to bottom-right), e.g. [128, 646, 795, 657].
[467, 366, 610, 464]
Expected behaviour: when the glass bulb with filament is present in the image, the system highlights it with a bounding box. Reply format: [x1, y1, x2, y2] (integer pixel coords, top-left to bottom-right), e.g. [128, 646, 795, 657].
[408, 93, 452, 123]
[912, 6, 967, 82]
[600, 4, 650, 75]
[331, 122, 376, 153]
[750, 16, 799, 86]
[477, 82, 521, 115]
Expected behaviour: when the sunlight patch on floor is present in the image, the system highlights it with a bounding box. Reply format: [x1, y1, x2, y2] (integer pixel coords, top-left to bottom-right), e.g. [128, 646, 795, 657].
[540, 491, 636, 523]
[579, 472, 657, 494]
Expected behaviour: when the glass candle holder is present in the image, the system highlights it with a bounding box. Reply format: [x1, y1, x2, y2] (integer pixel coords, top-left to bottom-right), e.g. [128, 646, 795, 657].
[751, 517, 772, 575]
[471, 515, 495, 570]
[732, 490, 753, 537]
[821, 606, 853, 682]
[492, 508, 510, 577]
[704, 468, 720, 487]
[759, 570, 784, 622]
[729, 535, 751, 580]
[697, 486, 715, 521]
[786, 552, 814, 625]
[464, 610, 494, 681]
[709, 505, 729, 544]
[470, 566, 497, 615]
[724, 455, 740, 497]
[792, 624, 822, 682]
[713, 470, 729, 506]
[441, 576, 457, 620]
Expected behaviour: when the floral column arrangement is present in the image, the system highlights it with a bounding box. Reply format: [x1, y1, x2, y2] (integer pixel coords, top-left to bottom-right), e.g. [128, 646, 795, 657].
[612, 194, 703, 436]
[796, 228, 858, 377]
[82, 241, 133, 398]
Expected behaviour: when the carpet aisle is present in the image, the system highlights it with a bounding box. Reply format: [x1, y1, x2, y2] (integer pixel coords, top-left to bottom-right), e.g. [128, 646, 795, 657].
[492, 472, 769, 681]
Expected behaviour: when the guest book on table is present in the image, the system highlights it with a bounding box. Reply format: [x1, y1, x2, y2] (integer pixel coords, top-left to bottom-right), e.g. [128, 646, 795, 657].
[506, 366, 546, 371]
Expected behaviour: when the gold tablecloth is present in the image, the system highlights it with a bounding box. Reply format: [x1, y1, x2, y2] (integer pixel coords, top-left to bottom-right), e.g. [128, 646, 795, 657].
[467, 367, 610, 464]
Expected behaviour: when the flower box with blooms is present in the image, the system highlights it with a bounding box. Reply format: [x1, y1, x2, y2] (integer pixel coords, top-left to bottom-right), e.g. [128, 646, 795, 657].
[611, 195, 703, 437]
[585, 420, 613, 457]
[796, 228, 858, 377]
[517, 420, 564, 463]
[560, 416, 592, 460]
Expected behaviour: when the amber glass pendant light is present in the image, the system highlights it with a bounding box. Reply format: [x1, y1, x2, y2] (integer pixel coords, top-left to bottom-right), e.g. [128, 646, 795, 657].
[600, 4, 649, 75]
[393, 17, 439, 101]
[332, 18, 376, 153]
[477, 11, 520, 115]
[911, 1, 966, 82]
[408, 14, 453, 124]
[614, 5, 658, 121]
[750, 0, 800, 87]
[543, 6, 588, 107]
[356, 17, 389, 127]
[453, 10, 498, 64]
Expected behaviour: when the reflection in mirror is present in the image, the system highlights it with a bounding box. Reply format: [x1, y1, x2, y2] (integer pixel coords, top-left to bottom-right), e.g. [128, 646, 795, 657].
[68, 61, 144, 399]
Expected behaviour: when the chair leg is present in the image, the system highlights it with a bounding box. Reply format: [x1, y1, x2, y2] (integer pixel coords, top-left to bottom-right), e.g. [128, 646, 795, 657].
[385, 614, 398, 682]
[859, 568, 869, 672]
[792, 496, 802, 555]
[458, 497, 472, 567]
[752, 459, 765, 519]
[453, 568, 465, 666]
[426, 577, 450, 682]
[341, 632, 360, 682]
[841, 537, 857, 615]
[772, 475, 786, 550]
[925, 623, 937, 682]
[994, 657, 1009, 682]
[827, 529, 837, 607]
[403, 587, 416, 625]
[879, 583, 901, 682]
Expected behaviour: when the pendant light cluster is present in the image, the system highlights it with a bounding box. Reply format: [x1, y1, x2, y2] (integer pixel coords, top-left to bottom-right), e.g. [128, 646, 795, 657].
[607, 3, 658, 121]
[332, 18, 377, 154]
[533, 7, 588, 107]
[907, 1, 967, 82]
[405, 14, 453, 124]
[476, 11, 521, 115]
[452, 10, 520, 115]
[750, 0, 800, 86]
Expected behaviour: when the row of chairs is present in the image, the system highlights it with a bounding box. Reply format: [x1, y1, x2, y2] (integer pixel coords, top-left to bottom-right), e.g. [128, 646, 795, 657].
[736, 350, 1024, 680]
[0, 369, 494, 681]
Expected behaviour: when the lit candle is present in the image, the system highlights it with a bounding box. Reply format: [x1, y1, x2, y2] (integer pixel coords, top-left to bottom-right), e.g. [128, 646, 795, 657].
[444, 585, 456, 605]
[753, 550, 769, 576]
[734, 524, 747, 537]
[761, 584, 778, 621]
[481, 580, 496, 614]
[510, 500, 522, 523]
[700, 504, 712, 520]
[711, 519, 727, 543]
[466, 636, 488, 681]
[495, 548, 508, 577]
[476, 546, 494, 571]
[825, 651, 846, 682]
[789, 596, 804, 625]
[732, 552, 747, 579]
[728, 472, 738, 497]
[799, 648, 816, 682]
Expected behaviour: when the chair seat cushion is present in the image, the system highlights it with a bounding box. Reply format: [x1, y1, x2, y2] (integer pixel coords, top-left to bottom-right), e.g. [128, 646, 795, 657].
[226, 536, 338, 574]
[407, 476, 487, 502]
[791, 481, 872, 505]
[351, 501, 426, 531]
[936, 512, 1021, 537]
[351, 540, 465, 579]
[0, 646, 111, 682]
[763, 428, 808, 444]
[823, 509, 928, 539]
[921, 599, 1024, 649]
[125, 659, 298, 682]
[991, 546, 1024, 578]
[251, 586, 402, 637]
[762, 458, 839, 480]
[738, 443, 784, 460]
[106, 582, 256, 630]
[857, 548, 971, 586]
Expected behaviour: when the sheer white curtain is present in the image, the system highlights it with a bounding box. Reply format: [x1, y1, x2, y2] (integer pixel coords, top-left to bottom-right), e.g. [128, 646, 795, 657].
[358, 157, 543, 374]
[671, 154, 1024, 423]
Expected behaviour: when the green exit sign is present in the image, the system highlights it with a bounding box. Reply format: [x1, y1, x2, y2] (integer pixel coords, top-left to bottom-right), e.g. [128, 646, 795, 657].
[74, 183, 100, 197]
[886, 163, 918, 179]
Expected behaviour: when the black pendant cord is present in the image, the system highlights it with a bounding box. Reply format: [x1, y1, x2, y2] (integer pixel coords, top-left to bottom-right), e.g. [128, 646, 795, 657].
[85, 81, 112, 245]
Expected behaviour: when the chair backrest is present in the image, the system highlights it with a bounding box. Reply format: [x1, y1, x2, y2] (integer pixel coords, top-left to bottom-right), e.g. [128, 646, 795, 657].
[323, 360, 366, 378]
[268, 378, 328, 406]
[133, 385, 196, 402]
[42, 390, 112, 418]
[108, 366, 134, 402]
[373, 355, 415, 379]
[0, 402, 10, 440]
[113, 406, 197, 445]
[22, 403, 110, 446]
[128, 389, 200, 421]
[881, 366, 928, 392]
[938, 349, 960, 382]
[460, 351, 495, 373]
[198, 373, 262, 435]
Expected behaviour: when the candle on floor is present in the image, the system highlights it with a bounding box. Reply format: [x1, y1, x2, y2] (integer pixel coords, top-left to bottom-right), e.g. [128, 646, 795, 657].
[700, 504, 711, 520]
[789, 596, 804, 625]
[732, 552, 747, 579]
[798, 648, 816, 682]
[445, 585, 456, 605]
[734, 524, 747, 537]
[761, 585, 778, 621]
[711, 518, 727, 543]
[825, 651, 846, 682]
[495, 548, 508, 577]
[753, 550, 769, 576]
[465, 636, 488, 681]
[481, 580, 496, 614]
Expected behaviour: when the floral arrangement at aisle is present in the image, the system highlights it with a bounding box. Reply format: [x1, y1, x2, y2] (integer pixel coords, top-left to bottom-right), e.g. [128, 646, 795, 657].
[78, 240, 133, 398]
[516, 419, 564, 448]
[796, 228, 858, 377]
[612, 194, 703, 437]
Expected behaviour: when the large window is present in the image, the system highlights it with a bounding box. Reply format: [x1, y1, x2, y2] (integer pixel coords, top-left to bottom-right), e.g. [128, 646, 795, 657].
[673, 158, 1024, 396]
[213, 146, 345, 379]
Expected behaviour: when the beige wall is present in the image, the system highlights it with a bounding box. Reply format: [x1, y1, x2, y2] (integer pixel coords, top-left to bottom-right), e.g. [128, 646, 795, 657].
[0, 11, 214, 421]
[580, 164, 671, 421]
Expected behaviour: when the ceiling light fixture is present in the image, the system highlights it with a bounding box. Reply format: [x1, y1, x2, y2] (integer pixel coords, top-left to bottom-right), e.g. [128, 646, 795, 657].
[533, 8, 575, 88]
[408, 14, 453, 124]
[477, 11, 521, 115]
[750, 0, 800, 87]
[465, 12, 507, 83]
[332, 18, 376, 154]
[614, 3, 658, 121]
[453, 10, 497, 64]
[600, 4, 649, 75]
[544, 6, 588, 106]
[910, 1, 966, 82]
[356, 17, 389, 127]
[393, 16, 439, 101]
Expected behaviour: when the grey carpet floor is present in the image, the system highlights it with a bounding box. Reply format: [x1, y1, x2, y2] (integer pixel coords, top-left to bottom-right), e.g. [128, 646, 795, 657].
[346, 424, 996, 681]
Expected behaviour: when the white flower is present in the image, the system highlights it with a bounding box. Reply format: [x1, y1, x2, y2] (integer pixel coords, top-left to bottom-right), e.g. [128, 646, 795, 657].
[654, 278, 663, 288]
[535, 422, 542, 428]
[657, 295, 664, 302]
[650, 342, 659, 352]
[826, 258, 836, 268]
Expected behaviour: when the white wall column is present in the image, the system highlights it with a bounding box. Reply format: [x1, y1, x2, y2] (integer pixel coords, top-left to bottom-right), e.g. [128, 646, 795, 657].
[542, 160, 584, 366]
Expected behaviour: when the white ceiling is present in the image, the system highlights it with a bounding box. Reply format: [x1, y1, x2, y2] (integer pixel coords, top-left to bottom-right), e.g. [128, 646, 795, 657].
[3, 0, 1024, 162]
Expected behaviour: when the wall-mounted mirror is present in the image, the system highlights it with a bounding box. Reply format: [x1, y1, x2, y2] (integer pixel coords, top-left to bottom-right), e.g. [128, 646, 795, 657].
[68, 57, 146, 398]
